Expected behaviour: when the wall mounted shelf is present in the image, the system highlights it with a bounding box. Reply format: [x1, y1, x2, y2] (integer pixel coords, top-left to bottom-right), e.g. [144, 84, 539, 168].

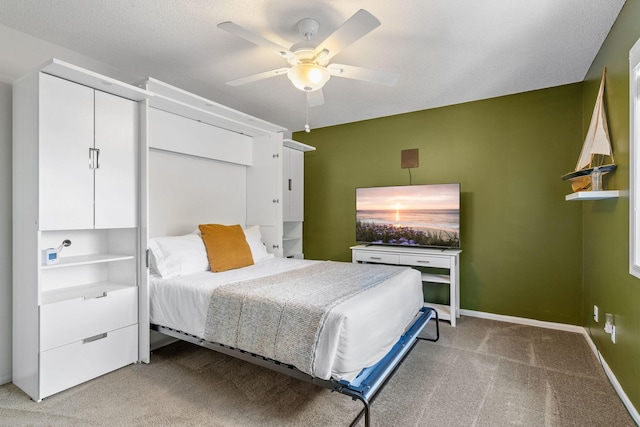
[565, 190, 620, 201]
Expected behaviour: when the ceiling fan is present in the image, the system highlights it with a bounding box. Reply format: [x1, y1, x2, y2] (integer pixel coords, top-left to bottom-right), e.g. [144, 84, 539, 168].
[217, 9, 399, 108]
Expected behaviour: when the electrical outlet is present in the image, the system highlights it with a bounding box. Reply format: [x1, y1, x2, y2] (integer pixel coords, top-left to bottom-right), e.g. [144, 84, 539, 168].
[604, 313, 614, 334]
[594, 305, 599, 322]
[611, 325, 616, 344]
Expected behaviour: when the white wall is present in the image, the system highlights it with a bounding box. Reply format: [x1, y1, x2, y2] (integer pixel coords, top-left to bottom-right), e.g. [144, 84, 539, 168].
[0, 81, 12, 384]
[0, 24, 139, 84]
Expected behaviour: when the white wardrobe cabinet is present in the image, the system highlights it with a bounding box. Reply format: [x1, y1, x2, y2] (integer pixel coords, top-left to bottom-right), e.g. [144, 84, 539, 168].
[283, 147, 304, 222]
[13, 59, 150, 402]
[39, 73, 137, 231]
[282, 139, 315, 259]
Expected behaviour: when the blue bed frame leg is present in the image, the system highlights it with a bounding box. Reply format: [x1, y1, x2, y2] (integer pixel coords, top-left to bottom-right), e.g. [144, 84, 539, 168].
[339, 307, 439, 427]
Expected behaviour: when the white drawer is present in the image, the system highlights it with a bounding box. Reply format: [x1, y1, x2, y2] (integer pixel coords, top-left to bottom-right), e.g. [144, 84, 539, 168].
[39, 324, 138, 399]
[40, 286, 137, 351]
[398, 254, 450, 269]
[354, 251, 399, 264]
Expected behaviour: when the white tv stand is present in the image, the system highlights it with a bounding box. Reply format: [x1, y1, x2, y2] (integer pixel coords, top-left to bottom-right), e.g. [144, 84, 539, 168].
[351, 245, 461, 326]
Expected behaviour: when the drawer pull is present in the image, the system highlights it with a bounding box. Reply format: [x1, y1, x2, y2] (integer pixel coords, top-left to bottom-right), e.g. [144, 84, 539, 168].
[417, 260, 431, 264]
[369, 256, 382, 260]
[83, 333, 108, 344]
[83, 292, 108, 301]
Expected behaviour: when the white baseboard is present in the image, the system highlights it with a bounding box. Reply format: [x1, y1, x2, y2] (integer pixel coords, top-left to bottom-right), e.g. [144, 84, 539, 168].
[460, 309, 640, 425]
[580, 329, 640, 426]
[460, 309, 585, 333]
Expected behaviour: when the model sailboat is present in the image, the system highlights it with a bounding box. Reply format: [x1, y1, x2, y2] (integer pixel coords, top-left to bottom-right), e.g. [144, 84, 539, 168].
[561, 69, 616, 192]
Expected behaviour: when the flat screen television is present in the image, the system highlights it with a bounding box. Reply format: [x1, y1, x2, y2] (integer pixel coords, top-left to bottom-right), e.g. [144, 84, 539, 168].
[356, 183, 460, 249]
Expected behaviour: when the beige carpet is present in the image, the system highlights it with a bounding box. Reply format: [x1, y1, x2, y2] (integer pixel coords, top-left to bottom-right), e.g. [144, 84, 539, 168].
[0, 316, 635, 426]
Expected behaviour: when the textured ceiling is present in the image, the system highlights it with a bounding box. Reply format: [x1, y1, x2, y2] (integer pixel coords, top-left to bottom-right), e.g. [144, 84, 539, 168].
[0, 0, 626, 132]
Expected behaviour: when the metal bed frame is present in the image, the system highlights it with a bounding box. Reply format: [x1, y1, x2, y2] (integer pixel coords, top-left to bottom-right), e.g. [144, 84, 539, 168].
[151, 306, 439, 427]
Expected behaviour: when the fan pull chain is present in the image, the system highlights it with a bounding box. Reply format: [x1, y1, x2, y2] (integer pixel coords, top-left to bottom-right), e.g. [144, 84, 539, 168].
[305, 93, 311, 133]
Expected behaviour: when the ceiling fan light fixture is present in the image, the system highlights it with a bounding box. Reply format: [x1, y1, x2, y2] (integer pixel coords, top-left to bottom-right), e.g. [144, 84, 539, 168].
[287, 63, 330, 92]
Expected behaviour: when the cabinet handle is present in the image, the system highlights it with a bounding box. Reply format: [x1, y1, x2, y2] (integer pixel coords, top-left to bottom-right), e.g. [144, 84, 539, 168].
[272, 244, 280, 249]
[88, 148, 101, 169]
[272, 153, 279, 158]
[288, 179, 292, 191]
[83, 332, 107, 344]
[369, 256, 382, 260]
[417, 260, 431, 264]
[83, 292, 107, 300]
[273, 199, 280, 204]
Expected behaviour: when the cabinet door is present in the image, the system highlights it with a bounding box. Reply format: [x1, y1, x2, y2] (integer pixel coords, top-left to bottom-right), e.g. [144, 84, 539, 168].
[246, 135, 282, 225]
[283, 148, 304, 222]
[39, 73, 94, 230]
[94, 91, 138, 229]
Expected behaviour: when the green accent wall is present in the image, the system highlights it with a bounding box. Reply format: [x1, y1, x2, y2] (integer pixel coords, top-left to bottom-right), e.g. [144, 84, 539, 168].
[295, 83, 584, 325]
[580, 0, 640, 414]
[296, 0, 640, 415]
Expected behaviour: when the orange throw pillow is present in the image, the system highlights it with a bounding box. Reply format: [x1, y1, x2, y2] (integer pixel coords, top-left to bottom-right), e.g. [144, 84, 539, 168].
[198, 224, 254, 272]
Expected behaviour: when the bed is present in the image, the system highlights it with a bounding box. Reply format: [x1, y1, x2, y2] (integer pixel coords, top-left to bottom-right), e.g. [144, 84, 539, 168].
[148, 225, 439, 426]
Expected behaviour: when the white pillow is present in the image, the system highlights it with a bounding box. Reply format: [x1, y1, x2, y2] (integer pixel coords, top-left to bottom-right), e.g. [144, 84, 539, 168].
[148, 234, 209, 278]
[243, 225, 275, 263]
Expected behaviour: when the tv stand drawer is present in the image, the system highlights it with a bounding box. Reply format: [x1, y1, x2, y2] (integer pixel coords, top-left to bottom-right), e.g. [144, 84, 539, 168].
[353, 251, 399, 264]
[399, 254, 450, 269]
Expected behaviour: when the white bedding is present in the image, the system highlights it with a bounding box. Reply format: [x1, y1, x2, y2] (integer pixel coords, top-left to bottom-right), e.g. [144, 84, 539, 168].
[150, 257, 423, 381]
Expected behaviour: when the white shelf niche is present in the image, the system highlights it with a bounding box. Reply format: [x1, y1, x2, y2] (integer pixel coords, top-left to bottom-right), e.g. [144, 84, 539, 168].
[41, 253, 135, 269]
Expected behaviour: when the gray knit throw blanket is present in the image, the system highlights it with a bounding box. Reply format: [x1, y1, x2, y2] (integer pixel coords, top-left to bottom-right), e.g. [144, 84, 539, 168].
[204, 261, 407, 377]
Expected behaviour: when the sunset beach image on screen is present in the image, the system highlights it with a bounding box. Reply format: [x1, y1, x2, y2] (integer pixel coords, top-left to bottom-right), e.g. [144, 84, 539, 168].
[356, 184, 460, 249]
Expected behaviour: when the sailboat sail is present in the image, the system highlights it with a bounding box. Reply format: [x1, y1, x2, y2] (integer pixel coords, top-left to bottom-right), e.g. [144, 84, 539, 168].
[562, 69, 616, 191]
[576, 70, 613, 169]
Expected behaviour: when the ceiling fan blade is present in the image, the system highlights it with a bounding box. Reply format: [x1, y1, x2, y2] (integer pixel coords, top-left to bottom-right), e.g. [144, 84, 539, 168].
[328, 64, 399, 86]
[314, 10, 381, 62]
[226, 68, 290, 86]
[306, 89, 325, 107]
[218, 21, 295, 60]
